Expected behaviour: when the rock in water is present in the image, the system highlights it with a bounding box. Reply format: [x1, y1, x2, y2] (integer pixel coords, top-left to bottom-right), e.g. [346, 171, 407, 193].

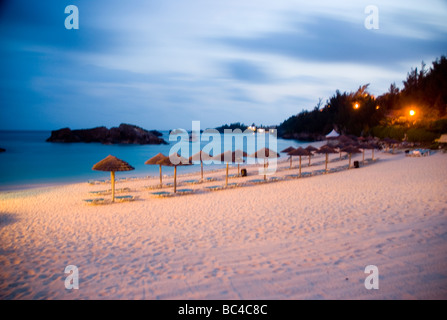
[46, 124, 167, 145]
[0, 148, 5, 153]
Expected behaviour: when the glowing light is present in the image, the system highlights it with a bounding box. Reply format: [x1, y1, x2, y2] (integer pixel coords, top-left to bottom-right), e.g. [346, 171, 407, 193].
[354, 103, 360, 110]
[409, 110, 416, 116]
[376, 105, 380, 110]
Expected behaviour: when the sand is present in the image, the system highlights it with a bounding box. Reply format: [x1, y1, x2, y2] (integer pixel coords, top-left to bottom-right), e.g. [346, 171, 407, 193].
[0, 150, 446, 300]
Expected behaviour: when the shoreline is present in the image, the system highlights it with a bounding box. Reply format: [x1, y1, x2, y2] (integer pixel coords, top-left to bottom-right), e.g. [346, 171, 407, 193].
[0, 155, 299, 193]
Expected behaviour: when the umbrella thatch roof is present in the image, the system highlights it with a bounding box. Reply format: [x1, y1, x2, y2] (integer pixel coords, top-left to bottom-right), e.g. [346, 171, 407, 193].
[248, 148, 280, 159]
[288, 147, 311, 156]
[281, 146, 296, 153]
[212, 150, 247, 163]
[145, 153, 167, 165]
[305, 145, 318, 153]
[93, 155, 135, 172]
[316, 145, 338, 154]
[157, 154, 191, 166]
[358, 142, 374, 150]
[341, 146, 362, 154]
[189, 150, 212, 163]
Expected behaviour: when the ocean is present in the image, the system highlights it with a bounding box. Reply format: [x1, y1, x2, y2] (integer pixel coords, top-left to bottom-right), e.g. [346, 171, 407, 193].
[0, 130, 312, 190]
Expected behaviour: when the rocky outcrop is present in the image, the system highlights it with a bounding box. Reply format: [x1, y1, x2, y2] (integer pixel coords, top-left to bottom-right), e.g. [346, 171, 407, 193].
[46, 124, 167, 145]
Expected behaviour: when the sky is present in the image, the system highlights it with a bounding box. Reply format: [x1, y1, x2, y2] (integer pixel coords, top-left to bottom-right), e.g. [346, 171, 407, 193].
[0, 0, 446, 131]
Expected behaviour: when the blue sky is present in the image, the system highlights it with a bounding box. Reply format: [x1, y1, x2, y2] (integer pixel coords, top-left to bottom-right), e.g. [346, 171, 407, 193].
[0, 0, 446, 131]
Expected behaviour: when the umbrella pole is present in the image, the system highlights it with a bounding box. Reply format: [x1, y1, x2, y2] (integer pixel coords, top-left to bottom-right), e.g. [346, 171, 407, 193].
[226, 163, 229, 187]
[348, 154, 352, 169]
[362, 150, 365, 164]
[111, 171, 115, 202]
[174, 166, 177, 193]
[238, 163, 240, 177]
[290, 156, 292, 169]
[299, 156, 302, 177]
[372, 148, 375, 161]
[325, 154, 328, 173]
[308, 155, 311, 167]
[264, 159, 267, 180]
[159, 165, 162, 187]
[201, 161, 204, 181]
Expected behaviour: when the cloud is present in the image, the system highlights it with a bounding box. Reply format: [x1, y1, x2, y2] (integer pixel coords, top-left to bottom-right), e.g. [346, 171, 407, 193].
[218, 16, 447, 68]
[1, 0, 446, 130]
[224, 60, 271, 83]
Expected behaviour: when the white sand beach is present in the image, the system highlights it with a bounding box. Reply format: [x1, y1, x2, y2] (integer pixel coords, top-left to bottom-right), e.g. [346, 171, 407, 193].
[1, 151, 446, 299]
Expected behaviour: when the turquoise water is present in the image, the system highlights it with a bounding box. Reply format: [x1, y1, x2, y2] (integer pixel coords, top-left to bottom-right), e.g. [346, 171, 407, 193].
[0, 130, 311, 190]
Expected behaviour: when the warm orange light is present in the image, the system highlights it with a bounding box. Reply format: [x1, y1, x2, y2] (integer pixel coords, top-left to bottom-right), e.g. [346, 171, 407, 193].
[354, 103, 360, 110]
[409, 110, 416, 116]
[376, 105, 380, 110]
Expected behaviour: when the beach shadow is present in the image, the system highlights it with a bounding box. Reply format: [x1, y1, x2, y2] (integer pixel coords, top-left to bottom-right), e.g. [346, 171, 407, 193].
[0, 213, 20, 229]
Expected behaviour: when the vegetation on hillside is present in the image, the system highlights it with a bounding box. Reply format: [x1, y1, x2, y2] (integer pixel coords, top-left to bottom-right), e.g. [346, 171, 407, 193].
[278, 55, 447, 143]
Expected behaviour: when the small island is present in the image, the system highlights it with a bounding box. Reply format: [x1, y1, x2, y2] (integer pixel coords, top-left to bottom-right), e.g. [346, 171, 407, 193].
[46, 123, 167, 145]
[0, 148, 6, 153]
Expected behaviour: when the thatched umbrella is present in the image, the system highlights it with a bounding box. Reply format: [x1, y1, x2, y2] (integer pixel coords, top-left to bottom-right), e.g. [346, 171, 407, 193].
[383, 138, 399, 154]
[305, 145, 318, 166]
[368, 142, 379, 161]
[92, 155, 135, 202]
[338, 135, 357, 146]
[333, 142, 346, 160]
[288, 147, 311, 177]
[248, 148, 280, 180]
[316, 145, 338, 173]
[156, 154, 191, 193]
[357, 143, 371, 164]
[212, 150, 247, 186]
[341, 145, 362, 169]
[233, 149, 248, 177]
[281, 147, 296, 169]
[145, 153, 167, 187]
[189, 150, 212, 181]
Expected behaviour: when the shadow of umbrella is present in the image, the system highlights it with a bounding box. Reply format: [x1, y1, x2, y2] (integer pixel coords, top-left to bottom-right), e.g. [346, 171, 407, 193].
[288, 147, 311, 177]
[92, 155, 135, 202]
[248, 148, 280, 180]
[156, 153, 192, 193]
[316, 145, 338, 173]
[145, 153, 167, 188]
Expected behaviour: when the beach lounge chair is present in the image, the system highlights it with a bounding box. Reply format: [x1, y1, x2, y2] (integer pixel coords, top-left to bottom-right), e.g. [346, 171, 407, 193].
[83, 198, 106, 205]
[88, 190, 110, 195]
[151, 191, 174, 197]
[286, 174, 300, 179]
[248, 179, 265, 184]
[225, 183, 239, 188]
[312, 169, 327, 176]
[205, 185, 224, 191]
[115, 195, 135, 202]
[183, 179, 199, 185]
[176, 188, 195, 195]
